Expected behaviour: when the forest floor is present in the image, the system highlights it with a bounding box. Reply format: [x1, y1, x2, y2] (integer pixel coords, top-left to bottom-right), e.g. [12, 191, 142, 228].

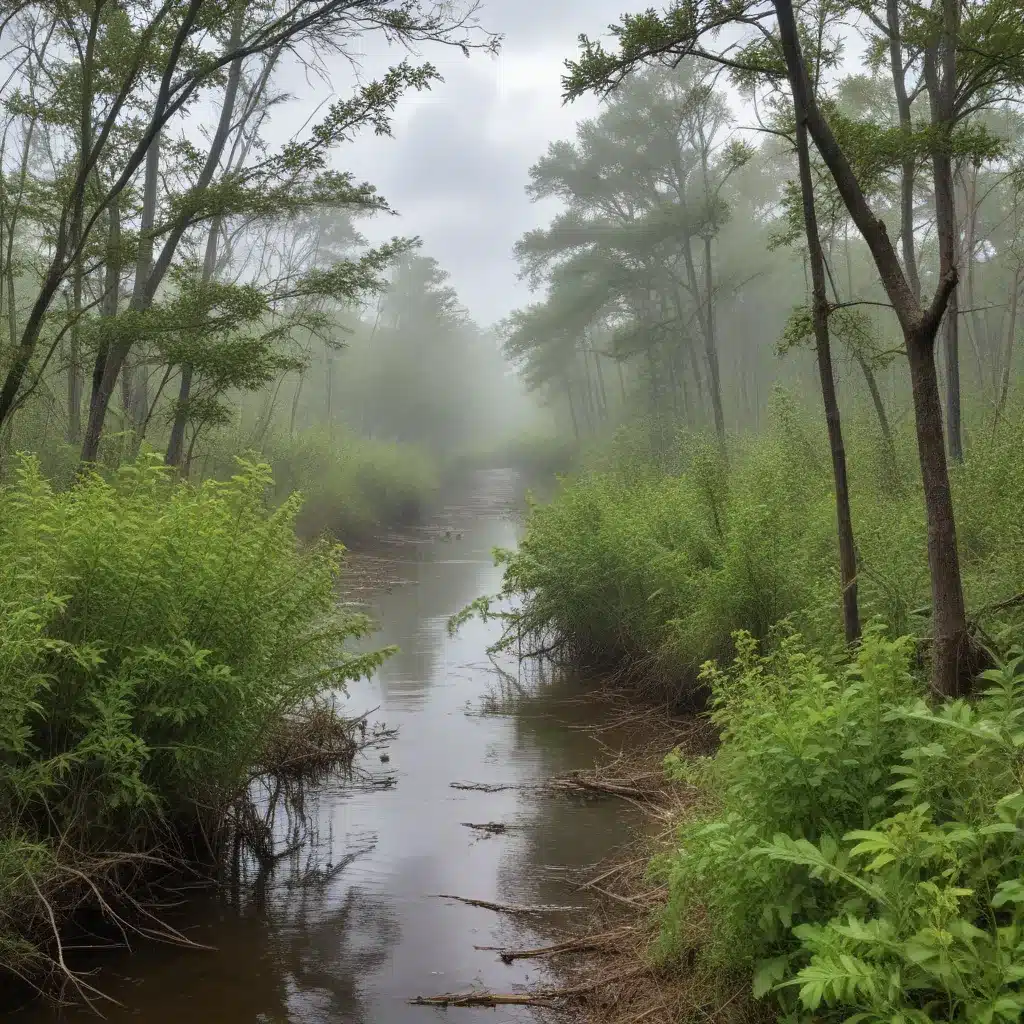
[408, 688, 763, 1024]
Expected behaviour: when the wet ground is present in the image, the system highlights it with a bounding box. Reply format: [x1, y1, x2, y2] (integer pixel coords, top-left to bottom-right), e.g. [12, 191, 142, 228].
[18, 468, 645, 1023]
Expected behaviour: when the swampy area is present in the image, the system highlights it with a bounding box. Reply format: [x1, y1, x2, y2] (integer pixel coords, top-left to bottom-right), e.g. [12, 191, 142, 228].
[8, 0, 1024, 1020]
[9, 469, 668, 1023]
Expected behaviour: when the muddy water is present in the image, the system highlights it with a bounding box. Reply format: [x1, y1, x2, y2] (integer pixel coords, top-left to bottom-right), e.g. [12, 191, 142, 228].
[19, 469, 644, 1023]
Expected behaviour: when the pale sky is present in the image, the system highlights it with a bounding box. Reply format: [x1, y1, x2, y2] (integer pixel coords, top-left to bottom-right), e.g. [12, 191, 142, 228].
[271, 0, 632, 328]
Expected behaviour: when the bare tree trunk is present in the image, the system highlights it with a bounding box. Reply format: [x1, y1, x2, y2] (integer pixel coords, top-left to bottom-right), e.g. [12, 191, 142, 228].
[166, 215, 220, 468]
[924, 36, 963, 464]
[941, 286, 962, 460]
[85, 193, 122, 455]
[774, 0, 969, 696]
[592, 340, 609, 419]
[66, 259, 83, 443]
[886, 0, 921, 304]
[994, 267, 1020, 426]
[289, 371, 305, 438]
[681, 244, 724, 441]
[565, 378, 579, 442]
[704, 236, 726, 442]
[83, 134, 159, 463]
[792, 75, 860, 644]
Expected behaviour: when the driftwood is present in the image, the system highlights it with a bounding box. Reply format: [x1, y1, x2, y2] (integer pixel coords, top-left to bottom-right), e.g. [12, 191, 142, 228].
[449, 781, 516, 793]
[409, 965, 647, 1008]
[430, 894, 581, 916]
[474, 927, 636, 963]
[460, 821, 517, 835]
[550, 775, 652, 801]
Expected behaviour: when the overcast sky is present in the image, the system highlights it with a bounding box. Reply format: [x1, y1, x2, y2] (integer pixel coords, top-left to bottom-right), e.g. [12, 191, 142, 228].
[272, 1, 632, 329]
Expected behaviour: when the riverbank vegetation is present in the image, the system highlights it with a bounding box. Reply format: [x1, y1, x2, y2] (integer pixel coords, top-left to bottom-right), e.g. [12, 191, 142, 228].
[0, 454, 390, 993]
[487, 406, 1024, 701]
[450, 0, 1024, 1018]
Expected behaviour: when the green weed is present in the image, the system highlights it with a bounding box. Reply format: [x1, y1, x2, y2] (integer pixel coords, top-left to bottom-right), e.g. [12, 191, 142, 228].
[0, 453, 388, 982]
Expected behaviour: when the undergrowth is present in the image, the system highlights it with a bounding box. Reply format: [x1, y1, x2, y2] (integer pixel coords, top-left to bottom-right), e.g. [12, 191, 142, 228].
[0, 453, 389, 989]
[1, 419, 440, 543]
[198, 426, 440, 540]
[470, 401, 1024, 701]
[655, 628, 1024, 1023]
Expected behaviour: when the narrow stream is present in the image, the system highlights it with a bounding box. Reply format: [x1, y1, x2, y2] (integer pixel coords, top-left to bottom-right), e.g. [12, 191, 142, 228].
[18, 469, 644, 1023]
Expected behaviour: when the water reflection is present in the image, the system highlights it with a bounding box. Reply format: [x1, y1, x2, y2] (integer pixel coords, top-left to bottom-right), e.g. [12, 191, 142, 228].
[18, 469, 646, 1023]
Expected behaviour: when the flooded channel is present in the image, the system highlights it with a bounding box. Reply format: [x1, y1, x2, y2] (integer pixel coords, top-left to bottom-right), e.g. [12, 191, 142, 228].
[18, 468, 646, 1023]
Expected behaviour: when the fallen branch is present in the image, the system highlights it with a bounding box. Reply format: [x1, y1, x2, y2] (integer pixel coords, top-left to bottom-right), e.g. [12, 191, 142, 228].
[431, 894, 581, 916]
[550, 776, 653, 801]
[460, 821, 517, 835]
[409, 990, 558, 1008]
[475, 926, 636, 963]
[409, 965, 648, 1008]
[449, 781, 516, 792]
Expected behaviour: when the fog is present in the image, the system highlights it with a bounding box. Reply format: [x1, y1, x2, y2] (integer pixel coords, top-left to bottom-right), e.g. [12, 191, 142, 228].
[0, 0, 1020, 503]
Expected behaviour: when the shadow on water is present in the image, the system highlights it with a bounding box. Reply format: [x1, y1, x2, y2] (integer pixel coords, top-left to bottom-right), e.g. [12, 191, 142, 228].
[16, 468, 654, 1023]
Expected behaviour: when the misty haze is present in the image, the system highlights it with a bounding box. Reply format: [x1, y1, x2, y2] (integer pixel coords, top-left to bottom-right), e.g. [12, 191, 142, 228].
[0, 1, 1022, 1022]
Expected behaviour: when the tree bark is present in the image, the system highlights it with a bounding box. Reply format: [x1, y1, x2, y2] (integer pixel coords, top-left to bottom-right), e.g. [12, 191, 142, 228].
[289, 371, 305, 438]
[703, 236, 725, 443]
[681, 240, 724, 441]
[994, 267, 1020, 425]
[885, 0, 921, 304]
[925, 19, 962, 463]
[66, 259, 83, 443]
[774, 0, 970, 696]
[791, 72, 860, 644]
[166, 215, 221, 468]
[86, 193, 122, 447]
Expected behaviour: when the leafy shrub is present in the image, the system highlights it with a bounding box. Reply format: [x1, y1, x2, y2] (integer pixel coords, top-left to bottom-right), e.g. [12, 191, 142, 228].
[0, 453, 387, 976]
[200, 426, 439, 539]
[488, 427, 840, 696]
[482, 401, 1024, 702]
[656, 629, 1024, 1023]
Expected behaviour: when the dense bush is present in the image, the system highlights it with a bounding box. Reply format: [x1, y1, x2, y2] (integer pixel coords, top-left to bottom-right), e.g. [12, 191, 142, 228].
[486, 403, 1024, 699]
[0, 454, 387, 977]
[656, 628, 1024, 1022]
[200, 427, 440, 539]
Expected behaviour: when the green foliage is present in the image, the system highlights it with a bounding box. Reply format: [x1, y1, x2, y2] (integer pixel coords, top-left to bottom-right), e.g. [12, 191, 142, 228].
[200, 427, 440, 540]
[481, 418, 840, 693]
[0, 453, 387, 973]
[655, 631, 1024, 1022]
[473, 403, 1024, 701]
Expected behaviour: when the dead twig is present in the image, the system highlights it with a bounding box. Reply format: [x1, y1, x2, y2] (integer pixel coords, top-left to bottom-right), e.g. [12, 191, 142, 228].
[474, 926, 637, 963]
[430, 894, 581, 916]
[449, 781, 517, 792]
[409, 965, 648, 1008]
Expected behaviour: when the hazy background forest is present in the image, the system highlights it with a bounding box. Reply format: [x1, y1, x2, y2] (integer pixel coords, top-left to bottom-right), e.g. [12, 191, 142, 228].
[3, 0, 1020, 519]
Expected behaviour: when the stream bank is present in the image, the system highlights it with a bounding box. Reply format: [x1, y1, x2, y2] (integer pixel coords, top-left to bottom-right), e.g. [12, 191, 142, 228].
[13, 468, 675, 1023]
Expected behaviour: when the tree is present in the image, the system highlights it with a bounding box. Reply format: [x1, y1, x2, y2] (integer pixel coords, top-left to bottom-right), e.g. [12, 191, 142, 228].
[0, 0, 499, 457]
[561, 0, 1020, 695]
[507, 65, 761, 445]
